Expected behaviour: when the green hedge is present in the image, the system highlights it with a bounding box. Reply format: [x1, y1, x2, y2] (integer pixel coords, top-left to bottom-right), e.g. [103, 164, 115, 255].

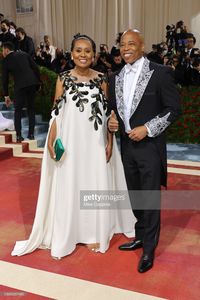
[167, 86, 200, 144]
[0, 51, 199, 143]
[35, 67, 57, 120]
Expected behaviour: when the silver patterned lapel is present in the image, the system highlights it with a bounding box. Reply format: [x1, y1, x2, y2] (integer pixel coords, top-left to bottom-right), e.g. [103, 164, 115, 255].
[130, 58, 154, 117]
[115, 67, 125, 123]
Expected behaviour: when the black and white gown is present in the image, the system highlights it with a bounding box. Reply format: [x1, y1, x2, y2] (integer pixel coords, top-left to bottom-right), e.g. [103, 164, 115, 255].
[12, 72, 135, 258]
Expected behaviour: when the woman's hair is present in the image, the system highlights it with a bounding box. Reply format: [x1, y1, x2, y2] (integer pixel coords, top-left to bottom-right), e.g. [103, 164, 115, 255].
[71, 33, 96, 54]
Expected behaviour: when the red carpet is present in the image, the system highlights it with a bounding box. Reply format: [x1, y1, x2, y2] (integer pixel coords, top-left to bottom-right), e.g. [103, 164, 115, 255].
[0, 157, 199, 300]
[0, 148, 13, 161]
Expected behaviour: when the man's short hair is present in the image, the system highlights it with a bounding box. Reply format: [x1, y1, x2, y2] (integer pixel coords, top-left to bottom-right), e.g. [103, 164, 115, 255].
[2, 41, 15, 51]
[187, 33, 196, 44]
[15, 27, 26, 35]
[1, 19, 10, 27]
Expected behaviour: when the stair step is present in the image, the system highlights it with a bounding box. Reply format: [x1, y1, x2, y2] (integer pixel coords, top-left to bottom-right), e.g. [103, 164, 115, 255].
[0, 132, 15, 143]
[0, 147, 13, 161]
[1, 105, 48, 148]
[0, 131, 43, 152]
[0, 104, 48, 158]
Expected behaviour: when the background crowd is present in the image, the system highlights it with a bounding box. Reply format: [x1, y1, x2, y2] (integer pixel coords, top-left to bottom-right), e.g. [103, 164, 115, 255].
[0, 14, 199, 87]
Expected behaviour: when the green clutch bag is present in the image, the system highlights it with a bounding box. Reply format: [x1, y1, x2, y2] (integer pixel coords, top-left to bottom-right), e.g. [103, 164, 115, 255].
[54, 138, 65, 161]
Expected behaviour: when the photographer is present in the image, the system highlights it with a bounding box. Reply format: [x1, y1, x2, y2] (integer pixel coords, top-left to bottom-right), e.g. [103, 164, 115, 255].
[185, 56, 200, 86]
[164, 54, 186, 86]
[147, 43, 167, 64]
[51, 49, 74, 73]
[93, 43, 112, 74]
[44, 35, 56, 62]
[34, 41, 52, 68]
[111, 48, 124, 72]
[166, 24, 175, 49]
[174, 20, 188, 53]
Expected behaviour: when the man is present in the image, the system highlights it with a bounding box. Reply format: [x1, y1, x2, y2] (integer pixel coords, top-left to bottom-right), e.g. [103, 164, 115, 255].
[0, 19, 16, 46]
[185, 33, 199, 59]
[108, 30, 181, 273]
[2, 42, 40, 142]
[43, 35, 56, 62]
[15, 27, 35, 57]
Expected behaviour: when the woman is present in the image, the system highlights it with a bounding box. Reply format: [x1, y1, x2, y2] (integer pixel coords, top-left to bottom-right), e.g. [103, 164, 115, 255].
[12, 34, 135, 259]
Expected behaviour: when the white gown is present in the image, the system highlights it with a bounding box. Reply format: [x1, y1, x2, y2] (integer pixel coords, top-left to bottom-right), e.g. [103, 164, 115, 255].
[12, 72, 135, 258]
[0, 112, 14, 131]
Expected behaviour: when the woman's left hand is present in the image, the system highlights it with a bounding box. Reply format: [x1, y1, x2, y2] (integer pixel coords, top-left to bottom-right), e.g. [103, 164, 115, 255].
[106, 144, 112, 163]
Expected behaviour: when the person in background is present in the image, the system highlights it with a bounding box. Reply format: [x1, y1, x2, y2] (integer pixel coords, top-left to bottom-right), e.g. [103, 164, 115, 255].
[9, 21, 17, 36]
[44, 35, 56, 62]
[93, 43, 112, 75]
[15, 27, 35, 57]
[111, 48, 124, 72]
[2, 42, 40, 142]
[0, 13, 4, 23]
[0, 19, 16, 47]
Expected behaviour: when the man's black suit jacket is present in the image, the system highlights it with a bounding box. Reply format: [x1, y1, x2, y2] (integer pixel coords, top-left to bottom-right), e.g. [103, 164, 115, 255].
[108, 60, 181, 186]
[2, 51, 40, 96]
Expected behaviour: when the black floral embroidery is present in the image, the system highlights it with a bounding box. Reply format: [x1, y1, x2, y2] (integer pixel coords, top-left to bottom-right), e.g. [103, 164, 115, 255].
[53, 71, 108, 130]
[52, 96, 65, 116]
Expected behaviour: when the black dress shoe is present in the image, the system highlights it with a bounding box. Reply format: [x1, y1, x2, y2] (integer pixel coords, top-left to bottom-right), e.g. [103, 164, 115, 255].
[27, 134, 35, 140]
[16, 136, 24, 143]
[119, 239, 143, 251]
[138, 254, 154, 273]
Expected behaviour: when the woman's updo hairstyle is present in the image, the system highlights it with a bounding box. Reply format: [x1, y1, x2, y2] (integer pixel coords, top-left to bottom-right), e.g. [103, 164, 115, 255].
[71, 33, 96, 55]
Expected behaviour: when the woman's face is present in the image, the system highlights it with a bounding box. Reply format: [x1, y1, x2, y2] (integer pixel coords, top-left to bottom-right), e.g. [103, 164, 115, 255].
[72, 39, 94, 69]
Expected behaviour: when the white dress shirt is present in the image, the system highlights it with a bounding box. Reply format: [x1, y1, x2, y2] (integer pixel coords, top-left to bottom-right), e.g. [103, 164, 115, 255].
[123, 56, 144, 132]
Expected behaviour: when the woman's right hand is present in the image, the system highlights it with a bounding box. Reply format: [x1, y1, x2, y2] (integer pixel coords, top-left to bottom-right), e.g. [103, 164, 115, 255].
[48, 144, 56, 160]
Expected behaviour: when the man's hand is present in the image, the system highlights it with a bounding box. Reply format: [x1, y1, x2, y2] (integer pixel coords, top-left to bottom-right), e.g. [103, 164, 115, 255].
[108, 110, 119, 133]
[4, 96, 12, 108]
[128, 125, 148, 141]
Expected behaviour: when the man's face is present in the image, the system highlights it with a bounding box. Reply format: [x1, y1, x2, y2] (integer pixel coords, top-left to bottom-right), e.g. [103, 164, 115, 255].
[16, 32, 23, 40]
[186, 38, 194, 50]
[44, 37, 50, 46]
[1, 22, 9, 33]
[120, 31, 144, 64]
[2, 47, 9, 58]
[113, 55, 122, 64]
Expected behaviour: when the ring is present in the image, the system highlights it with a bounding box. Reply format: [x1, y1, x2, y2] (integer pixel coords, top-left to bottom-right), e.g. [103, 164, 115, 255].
[53, 155, 56, 159]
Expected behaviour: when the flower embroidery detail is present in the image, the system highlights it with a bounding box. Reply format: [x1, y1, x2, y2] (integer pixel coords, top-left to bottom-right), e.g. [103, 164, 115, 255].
[55, 71, 107, 130]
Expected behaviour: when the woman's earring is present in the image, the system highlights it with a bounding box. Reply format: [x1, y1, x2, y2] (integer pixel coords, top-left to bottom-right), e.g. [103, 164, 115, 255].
[71, 56, 73, 60]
